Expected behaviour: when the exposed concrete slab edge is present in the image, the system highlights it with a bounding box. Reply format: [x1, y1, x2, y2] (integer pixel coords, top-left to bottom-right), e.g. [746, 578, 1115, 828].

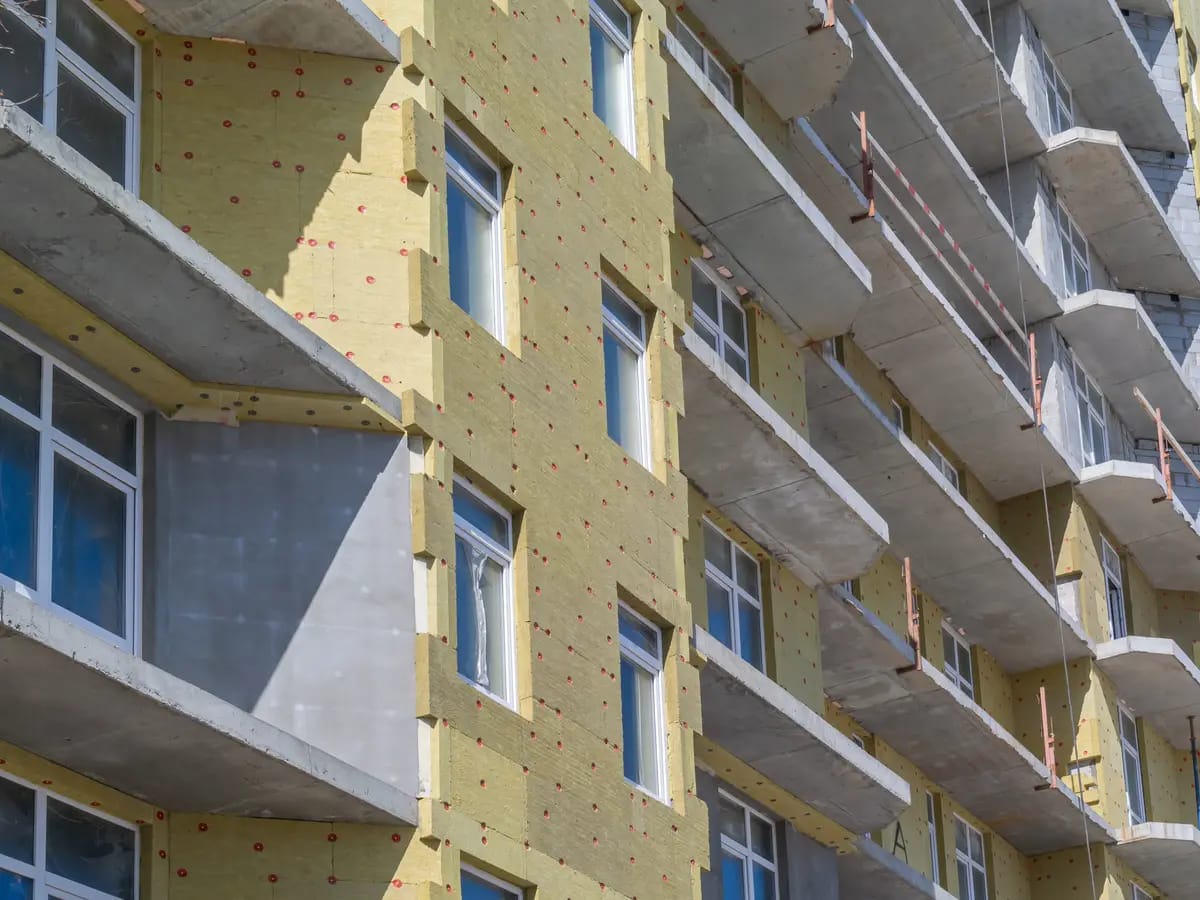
[0, 586, 419, 823]
[0, 102, 405, 423]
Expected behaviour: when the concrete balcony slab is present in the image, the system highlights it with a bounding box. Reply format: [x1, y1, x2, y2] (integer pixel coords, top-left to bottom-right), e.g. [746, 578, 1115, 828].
[808, 3, 1060, 339]
[694, 626, 910, 834]
[0, 587, 416, 824]
[1078, 461, 1200, 591]
[964, 0, 1186, 153]
[805, 351, 1093, 672]
[663, 34, 872, 342]
[0, 103, 401, 420]
[679, 330, 888, 585]
[1058, 291, 1200, 443]
[820, 585, 1116, 855]
[839, 836, 956, 900]
[851, 0, 1045, 172]
[1042, 130, 1200, 296]
[681, 0, 851, 119]
[1096, 638, 1200, 751]
[135, 0, 400, 60]
[1113, 823, 1200, 899]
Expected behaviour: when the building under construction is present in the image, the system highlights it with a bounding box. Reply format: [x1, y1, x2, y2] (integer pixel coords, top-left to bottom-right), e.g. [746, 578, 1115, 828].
[2, 0, 1200, 897]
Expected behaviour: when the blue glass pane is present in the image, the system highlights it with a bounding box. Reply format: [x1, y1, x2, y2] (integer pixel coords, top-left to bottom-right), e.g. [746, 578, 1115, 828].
[445, 129, 499, 199]
[46, 797, 135, 899]
[0, 411, 38, 588]
[706, 577, 732, 649]
[751, 862, 775, 900]
[455, 536, 480, 683]
[738, 599, 763, 670]
[618, 609, 658, 658]
[601, 283, 643, 338]
[52, 370, 136, 472]
[446, 177, 499, 335]
[462, 871, 516, 900]
[721, 852, 746, 900]
[52, 456, 126, 638]
[620, 656, 641, 783]
[0, 870, 32, 900]
[453, 489, 509, 549]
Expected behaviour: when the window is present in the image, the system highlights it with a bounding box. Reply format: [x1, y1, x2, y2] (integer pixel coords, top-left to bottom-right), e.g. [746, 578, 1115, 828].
[453, 481, 516, 707]
[1132, 885, 1152, 900]
[0, 326, 139, 648]
[461, 867, 521, 900]
[1054, 195, 1091, 297]
[839, 578, 860, 599]
[601, 279, 650, 465]
[927, 443, 960, 493]
[618, 604, 666, 798]
[444, 123, 504, 339]
[1102, 537, 1127, 640]
[942, 626, 974, 700]
[589, 0, 635, 152]
[891, 399, 910, 436]
[672, 17, 733, 102]
[927, 792, 942, 886]
[1023, 10, 1073, 134]
[717, 792, 778, 900]
[953, 818, 988, 900]
[1119, 705, 1146, 826]
[702, 520, 764, 670]
[0, 0, 139, 187]
[0, 771, 137, 900]
[691, 261, 749, 380]
[1069, 352, 1108, 466]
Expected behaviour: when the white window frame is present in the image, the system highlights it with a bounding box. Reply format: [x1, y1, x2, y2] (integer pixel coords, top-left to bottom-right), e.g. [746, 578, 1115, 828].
[927, 442, 960, 493]
[1102, 536, 1127, 640]
[0, 323, 141, 652]
[1055, 196, 1091, 297]
[1023, 10, 1074, 135]
[891, 399, 909, 435]
[618, 602, 667, 800]
[452, 478, 517, 709]
[0, 768, 139, 900]
[444, 120, 505, 340]
[716, 790, 779, 900]
[690, 260, 749, 380]
[671, 16, 733, 103]
[1119, 704, 1146, 827]
[589, 0, 636, 153]
[927, 792, 942, 886]
[1069, 351, 1108, 466]
[942, 625, 974, 700]
[2, 0, 140, 189]
[1132, 885, 1152, 900]
[702, 519, 765, 670]
[460, 865, 521, 899]
[954, 817, 988, 900]
[600, 278, 651, 467]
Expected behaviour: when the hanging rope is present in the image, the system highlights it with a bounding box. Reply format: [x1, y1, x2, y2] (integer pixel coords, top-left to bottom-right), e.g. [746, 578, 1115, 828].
[982, 2, 1101, 896]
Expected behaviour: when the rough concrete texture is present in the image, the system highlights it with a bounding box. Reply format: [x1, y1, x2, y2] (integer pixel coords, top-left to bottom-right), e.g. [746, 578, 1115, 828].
[663, 33, 872, 343]
[694, 627, 911, 835]
[1041, 128, 1200, 295]
[1057, 290, 1200, 443]
[805, 350, 1092, 671]
[0, 587, 417, 824]
[135, 0, 401, 60]
[1077, 460, 1200, 590]
[1095, 637, 1200, 751]
[146, 419, 418, 793]
[838, 834, 956, 900]
[0, 103, 402, 418]
[851, 0, 1045, 172]
[808, 1, 1062, 332]
[680, 0, 851, 119]
[1113, 822, 1200, 898]
[678, 329, 888, 586]
[819, 583, 1115, 855]
[973, 0, 1186, 152]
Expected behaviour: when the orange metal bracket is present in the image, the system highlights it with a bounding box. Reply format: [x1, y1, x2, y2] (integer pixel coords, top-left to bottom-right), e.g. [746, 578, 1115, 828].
[850, 112, 875, 224]
[1040, 686, 1058, 790]
[808, 1, 837, 32]
[897, 557, 922, 673]
[1020, 333, 1042, 430]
